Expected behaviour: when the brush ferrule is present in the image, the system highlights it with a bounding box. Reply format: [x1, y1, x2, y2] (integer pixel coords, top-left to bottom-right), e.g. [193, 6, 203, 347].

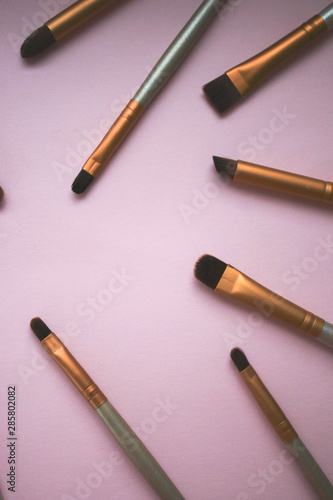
[317, 321, 333, 348]
[226, 14, 327, 96]
[319, 3, 333, 29]
[286, 437, 333, 499]
[133, 0, 224, 107]
[82, 99, 144, 178]
[240, 365, 297, 444]
[234, 160, 333, 204]
[41, 333, 106, 409]
[215, 265, 325, 337]
[47, 0, 117, 40]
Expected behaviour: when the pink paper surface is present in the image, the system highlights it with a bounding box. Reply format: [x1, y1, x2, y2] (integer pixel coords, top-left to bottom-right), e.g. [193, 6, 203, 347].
[1, 1, 332, 499]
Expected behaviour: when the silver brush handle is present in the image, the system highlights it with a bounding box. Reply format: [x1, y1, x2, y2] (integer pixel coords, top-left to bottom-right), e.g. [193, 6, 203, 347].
[319, 3, 333, 29]
[317, 322, 333, 348]
[133, 0, 223, 107]
[286, 437, 333, 500]
[96, 400, 184, 500]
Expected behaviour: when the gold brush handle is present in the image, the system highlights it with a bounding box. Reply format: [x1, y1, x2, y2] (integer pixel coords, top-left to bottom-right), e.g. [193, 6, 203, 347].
[236, 161, 333, 204]
[227, 15, 328, 95]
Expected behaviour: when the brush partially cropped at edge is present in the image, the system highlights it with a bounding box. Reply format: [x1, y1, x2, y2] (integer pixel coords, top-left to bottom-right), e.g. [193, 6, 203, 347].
[71, 0, 225, 194]
[203, 3, 333, 112]
[30, 318, 184, 500]
[194, 255, 333, 349]
[230, 348, 333, 500]
[213, 156, 333, 204]
[0, 187, 4, 203]
[21, 0, 120, 58]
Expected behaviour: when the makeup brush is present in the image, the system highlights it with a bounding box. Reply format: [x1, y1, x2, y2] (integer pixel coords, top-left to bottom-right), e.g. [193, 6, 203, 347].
[21, 0, 120, 58]
[194, 255, 333, 348]
[213, 156, 333, 204]
[230, 347, 333, 500]
[71, 0, 225, 194]
[0, 187, 4, 203]
[203, 3, 333, 112]
[30, 318, 184, 500]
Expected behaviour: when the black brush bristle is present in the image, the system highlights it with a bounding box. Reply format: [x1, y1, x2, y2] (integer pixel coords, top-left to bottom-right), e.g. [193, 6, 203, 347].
[71, 170, 94, 194]
[30, 317, 52, 341]
[203, 73, 242, 113]
[230, 347, 250, 372]
[21, 25, 56, 58]
[213, 156, 237, 179]
[194, 254, 227, 290]
[0, 187, 4, 203]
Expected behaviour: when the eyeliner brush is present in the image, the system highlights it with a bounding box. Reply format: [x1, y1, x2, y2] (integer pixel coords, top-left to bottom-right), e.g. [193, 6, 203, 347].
[21, 0, 121, 58]
[194, 255, 333, 349]
[203, 3, 333, 112]
[230, 348, 333, 500]
[71, 0, 226, 194]
[30, 318, 185, 500]
[213, 156, 333, 204]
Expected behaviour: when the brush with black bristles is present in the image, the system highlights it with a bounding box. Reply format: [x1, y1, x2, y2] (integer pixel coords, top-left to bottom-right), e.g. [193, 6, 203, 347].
[230, 347, 333, 500]
[0, 187, 4, 203]
[30, 317, 185, 500]
[203, 3, 333, 112]
[21, 0, 120, 58]
[194, 255, 333, 349]
[213, 156, 333, 204]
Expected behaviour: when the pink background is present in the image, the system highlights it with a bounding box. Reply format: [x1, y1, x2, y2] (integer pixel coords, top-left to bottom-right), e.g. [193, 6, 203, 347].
[1, 0, 332, 499]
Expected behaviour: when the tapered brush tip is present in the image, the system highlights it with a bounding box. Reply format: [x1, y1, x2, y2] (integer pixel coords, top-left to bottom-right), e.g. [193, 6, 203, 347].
[203, 73, 241, 113]
[213, 156, 237, 179]
[194, 254, 227, 289]
[21, 25, 56, 58]
[30, 317, 52, 341]
[71, 170, 94, 194]
[230, 347, 250, 372]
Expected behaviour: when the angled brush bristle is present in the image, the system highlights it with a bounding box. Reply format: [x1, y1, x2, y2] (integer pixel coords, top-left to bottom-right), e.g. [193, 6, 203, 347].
[72, 170, 94, 194]
[21, 25, 56, 58]
[203, 73, 241, 113]
[30, 317, 52, 341]
[213, 156, 237, 179]
[194, 254, 227, 289]
[230, 347, 250, 372]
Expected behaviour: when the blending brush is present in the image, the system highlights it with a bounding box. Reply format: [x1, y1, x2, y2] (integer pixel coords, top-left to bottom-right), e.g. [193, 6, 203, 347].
[30, 318, 184, 500]
[230, 347, 333, 500]
[21, 0, 121, 58]
[71, 0, 226, 194]
[194, 255, 333, 349]
[203, 3, 333, 112]
[213, 156, 333, 205]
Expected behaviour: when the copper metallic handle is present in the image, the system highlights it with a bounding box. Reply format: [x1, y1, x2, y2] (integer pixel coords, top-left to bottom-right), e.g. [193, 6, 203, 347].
[216, 266, 325, 338]
[227, 15, 327, 96]
[47, 0, 118, 40]
[235, 161, 333, 204]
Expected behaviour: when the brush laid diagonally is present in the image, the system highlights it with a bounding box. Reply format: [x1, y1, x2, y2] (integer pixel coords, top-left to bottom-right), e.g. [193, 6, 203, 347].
[203, 3, 333, 112]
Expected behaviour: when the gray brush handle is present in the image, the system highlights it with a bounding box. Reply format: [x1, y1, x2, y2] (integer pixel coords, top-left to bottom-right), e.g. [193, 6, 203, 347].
[317, 322, 333, 348]
[96, 400, 184, 500]
[319, 3, 333, 29]
[286, 437, 333, 500]
[133, 0, 223, 107]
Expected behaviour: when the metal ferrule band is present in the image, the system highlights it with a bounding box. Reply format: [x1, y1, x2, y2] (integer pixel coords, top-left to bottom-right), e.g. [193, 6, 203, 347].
[235, 161, 333, 204]
[226, 15, 327, 96]
[215, 265, 325, 338]
[41, 333, 107, 409]
[82, 99, 145, 178]
[241, 365, 297, 444]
